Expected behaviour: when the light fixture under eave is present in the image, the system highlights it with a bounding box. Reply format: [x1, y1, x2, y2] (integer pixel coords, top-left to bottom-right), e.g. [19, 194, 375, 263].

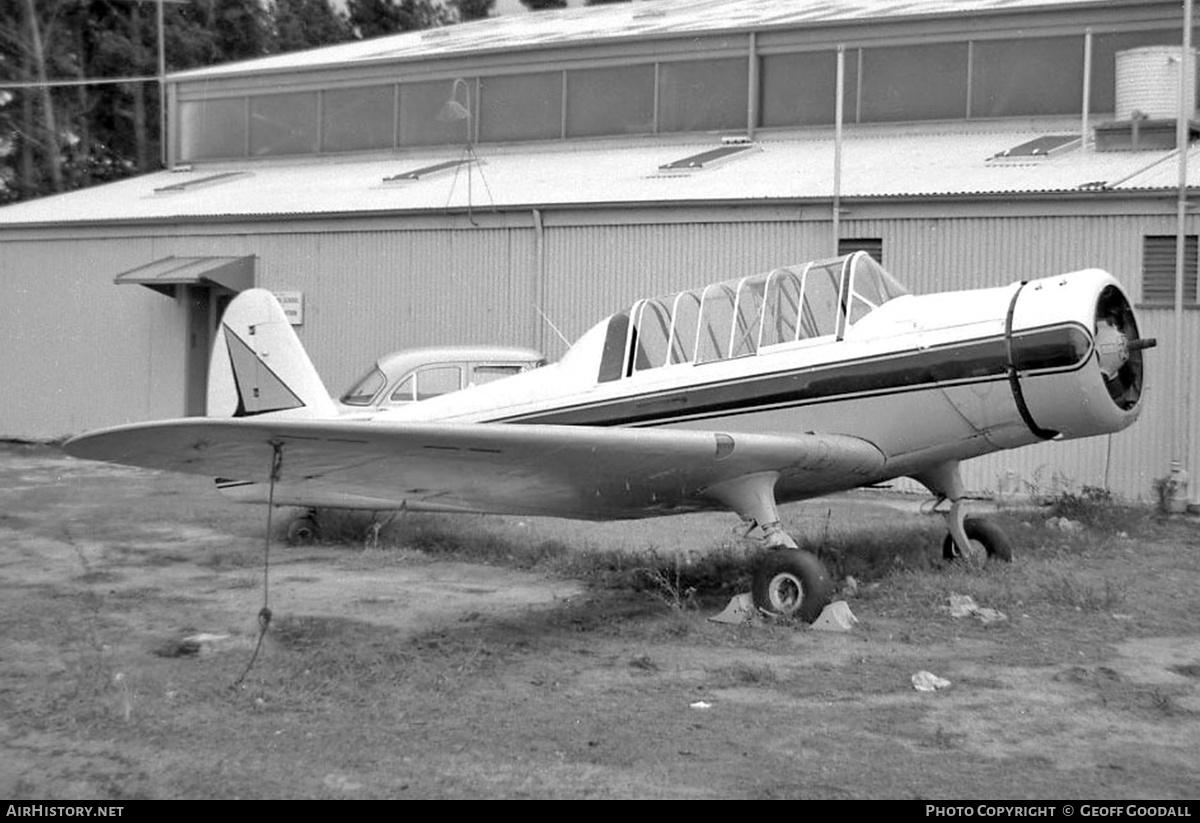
[433, 78, 493, 226]
[437, 99, 471, 124]
[437, 78, 472, 129]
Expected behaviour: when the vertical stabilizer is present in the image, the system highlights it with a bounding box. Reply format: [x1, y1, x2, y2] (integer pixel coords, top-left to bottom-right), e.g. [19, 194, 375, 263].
[207, 289, 338, 419]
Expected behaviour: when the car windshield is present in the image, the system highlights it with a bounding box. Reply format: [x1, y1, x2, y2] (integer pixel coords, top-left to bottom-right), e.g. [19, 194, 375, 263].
[339, 366, 386, 406]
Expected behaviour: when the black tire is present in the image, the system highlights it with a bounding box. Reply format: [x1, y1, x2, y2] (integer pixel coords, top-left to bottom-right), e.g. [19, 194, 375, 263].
[287, 516, 318, 546]
[942, 517, 1013, 563]
[751, 551, 833, 623]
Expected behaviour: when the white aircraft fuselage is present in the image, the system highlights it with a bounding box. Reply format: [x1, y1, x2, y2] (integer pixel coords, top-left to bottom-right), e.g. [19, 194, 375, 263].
[306, 258, 1144, 510]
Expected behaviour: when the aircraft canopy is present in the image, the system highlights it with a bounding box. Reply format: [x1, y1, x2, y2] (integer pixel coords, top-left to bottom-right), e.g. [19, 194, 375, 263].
[599, 252, 908, 382]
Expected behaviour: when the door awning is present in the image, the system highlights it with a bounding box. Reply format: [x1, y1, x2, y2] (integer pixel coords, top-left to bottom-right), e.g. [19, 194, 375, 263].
[114, 255, 255, 296]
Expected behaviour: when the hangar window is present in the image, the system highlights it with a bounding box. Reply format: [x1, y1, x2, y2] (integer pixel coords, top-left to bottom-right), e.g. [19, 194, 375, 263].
[1142, 235, 1199, 305]
[249, 92, 318, 156]
[860, 42, 968, 122]
[760, 50, 851, 128]
[566, 64, 655, 138]
[972, 37, 1084, 118]
[175, 24, 1191, 162]
[323, 86, 396, 153]
[479, 72, 564, 142]
[400, 79, 479, 147]
[179, 98, 247, 161]
[658, 58, 748, 133]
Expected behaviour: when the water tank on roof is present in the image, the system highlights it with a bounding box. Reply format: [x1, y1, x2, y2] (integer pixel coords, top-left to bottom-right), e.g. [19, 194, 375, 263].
[1115, 46, 1196, 121]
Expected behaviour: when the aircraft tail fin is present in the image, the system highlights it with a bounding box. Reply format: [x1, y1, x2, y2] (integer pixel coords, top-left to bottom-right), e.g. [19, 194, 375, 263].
[207, 289, 338, 419]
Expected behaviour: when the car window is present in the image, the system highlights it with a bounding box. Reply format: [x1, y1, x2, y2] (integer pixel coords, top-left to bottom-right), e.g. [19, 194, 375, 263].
[471, 364, 523, 386]
[414, 366, 462, 400]
[389, 375, 415, 403]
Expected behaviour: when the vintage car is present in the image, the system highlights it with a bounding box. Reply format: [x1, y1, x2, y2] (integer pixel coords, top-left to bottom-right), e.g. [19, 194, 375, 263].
[337, 345, 547, 412]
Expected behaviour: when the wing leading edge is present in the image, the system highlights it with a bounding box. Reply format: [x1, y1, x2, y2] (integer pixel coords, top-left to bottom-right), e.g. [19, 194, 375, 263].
[64, 419, 885, 520]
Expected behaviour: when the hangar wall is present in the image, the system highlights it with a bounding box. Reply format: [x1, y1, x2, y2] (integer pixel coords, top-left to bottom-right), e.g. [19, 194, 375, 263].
[2, 203, 1194, 502]
[0, 234, 190, 437]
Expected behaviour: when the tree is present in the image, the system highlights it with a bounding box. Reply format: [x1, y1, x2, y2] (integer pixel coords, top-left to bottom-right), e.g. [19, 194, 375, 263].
[272, 0, 352, 53]
[0, 0, 448, 204]
[346, 0, 450, 40]
[0, 0, 74, 198]
[200, 0, 274, 62]
[449, 0, 494, 22]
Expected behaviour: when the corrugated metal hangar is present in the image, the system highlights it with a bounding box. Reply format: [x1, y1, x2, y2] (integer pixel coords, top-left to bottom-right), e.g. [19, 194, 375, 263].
[1, 0, 1198, 503]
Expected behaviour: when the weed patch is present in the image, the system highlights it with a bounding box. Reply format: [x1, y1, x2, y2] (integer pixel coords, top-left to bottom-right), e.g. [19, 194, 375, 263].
[1038, 573, 1128, 612]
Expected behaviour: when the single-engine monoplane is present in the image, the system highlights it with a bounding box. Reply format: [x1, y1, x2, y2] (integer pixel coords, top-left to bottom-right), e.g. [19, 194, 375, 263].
[65, 252, 1154, 621]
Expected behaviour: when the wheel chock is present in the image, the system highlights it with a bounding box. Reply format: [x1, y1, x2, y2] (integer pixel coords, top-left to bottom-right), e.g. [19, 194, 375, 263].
[810, 600, 858, 632]
[708, 592, 763, 626]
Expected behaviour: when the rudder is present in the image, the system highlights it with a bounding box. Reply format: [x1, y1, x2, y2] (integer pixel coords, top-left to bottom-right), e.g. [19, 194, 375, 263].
[207, 289, 337, 419]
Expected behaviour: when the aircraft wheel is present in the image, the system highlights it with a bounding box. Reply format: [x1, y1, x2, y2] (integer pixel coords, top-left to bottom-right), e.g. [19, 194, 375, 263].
[942, 517, 1013, 563]
[287, 516, 319, 546]
[751, 550, 832, 623]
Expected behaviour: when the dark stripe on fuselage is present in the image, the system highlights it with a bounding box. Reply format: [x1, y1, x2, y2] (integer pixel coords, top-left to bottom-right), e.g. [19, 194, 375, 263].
[497, 324, 1092, 428]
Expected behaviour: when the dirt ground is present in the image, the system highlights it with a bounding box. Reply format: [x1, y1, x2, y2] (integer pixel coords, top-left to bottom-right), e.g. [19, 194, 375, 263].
[1, 441, 1198, 800]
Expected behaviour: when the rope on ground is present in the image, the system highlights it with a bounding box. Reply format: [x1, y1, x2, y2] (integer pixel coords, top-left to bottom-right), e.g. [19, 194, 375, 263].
[233, 441, 283, 690]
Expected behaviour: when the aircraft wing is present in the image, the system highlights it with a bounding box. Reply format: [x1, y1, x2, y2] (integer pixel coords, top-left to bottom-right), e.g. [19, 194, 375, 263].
[63, 419, 885, 520]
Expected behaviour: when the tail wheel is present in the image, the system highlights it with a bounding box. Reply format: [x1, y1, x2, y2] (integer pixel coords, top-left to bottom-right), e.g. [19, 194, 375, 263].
[286, 516, 318, 546]
[942, 517, 1013, 563]
[751, 551, 833, 623]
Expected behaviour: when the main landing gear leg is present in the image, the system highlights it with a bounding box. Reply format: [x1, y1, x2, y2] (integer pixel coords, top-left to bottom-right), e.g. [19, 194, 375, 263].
[708, 472, 833, 623]
[913, 461, 1013, 565]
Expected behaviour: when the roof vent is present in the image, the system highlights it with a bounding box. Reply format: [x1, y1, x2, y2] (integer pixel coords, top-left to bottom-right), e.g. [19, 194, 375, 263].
[383, 157, 476, 183]
[153, 171, 249, 194]
[988, 134, 1079, 164]
[655, 142, 759, 174]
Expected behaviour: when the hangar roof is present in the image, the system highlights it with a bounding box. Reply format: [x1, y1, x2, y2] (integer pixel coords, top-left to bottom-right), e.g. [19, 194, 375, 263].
[169, 0, 1133, 81]
[0, 121, 1195, 227]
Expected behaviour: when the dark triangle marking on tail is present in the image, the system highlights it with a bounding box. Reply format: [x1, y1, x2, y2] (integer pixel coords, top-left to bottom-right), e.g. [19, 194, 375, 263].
[224, 324, 306, 417]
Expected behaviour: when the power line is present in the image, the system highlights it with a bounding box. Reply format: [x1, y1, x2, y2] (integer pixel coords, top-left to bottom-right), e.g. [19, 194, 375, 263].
[0, 75, 162, 90]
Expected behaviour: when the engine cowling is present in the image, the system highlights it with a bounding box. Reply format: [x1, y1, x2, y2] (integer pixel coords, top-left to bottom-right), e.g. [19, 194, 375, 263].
[1010, 270, 1153, 442]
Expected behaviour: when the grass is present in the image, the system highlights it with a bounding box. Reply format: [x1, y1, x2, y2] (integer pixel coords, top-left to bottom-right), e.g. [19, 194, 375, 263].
[291, 488, 1177, 623]
[303, 502, 954, 601]
[7, 442, 1200, 799]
